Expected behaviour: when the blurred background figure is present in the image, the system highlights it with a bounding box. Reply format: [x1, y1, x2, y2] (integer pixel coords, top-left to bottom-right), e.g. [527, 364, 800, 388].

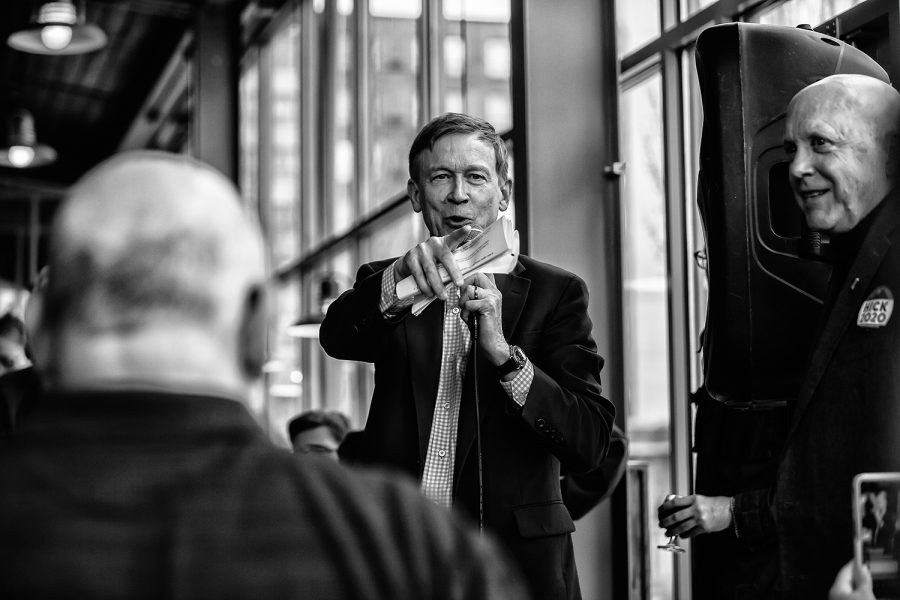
[0, 300, 42, 447]
[287, 409, 350, 459]
[0, 313, 28, 376]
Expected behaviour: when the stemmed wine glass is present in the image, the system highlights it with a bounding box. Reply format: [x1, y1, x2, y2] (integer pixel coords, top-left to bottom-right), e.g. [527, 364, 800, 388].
[657, 493, 687, 554]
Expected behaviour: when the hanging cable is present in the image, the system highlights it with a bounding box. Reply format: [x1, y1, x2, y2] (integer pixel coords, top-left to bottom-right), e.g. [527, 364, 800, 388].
[469, 309, 484, 535]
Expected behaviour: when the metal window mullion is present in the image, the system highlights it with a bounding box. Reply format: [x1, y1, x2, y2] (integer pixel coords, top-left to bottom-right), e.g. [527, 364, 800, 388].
[662, 0, 678, 31]
[355, 0, 370, 222]
[256, 35, 274, 436]
[508, 0, 529, 253]
[28, 195, 39, 283]
[594, 0, 628, 594]
[661, 45, 693, 600]
[300, 0, 318, 256]
[321, 0, 339, 236]
[14, 229, 24, 289]
[423, 0, 440, 120]
[353, 0, 371, 427]
[620, 0, 768, 73]
[258, 37, 273, 255]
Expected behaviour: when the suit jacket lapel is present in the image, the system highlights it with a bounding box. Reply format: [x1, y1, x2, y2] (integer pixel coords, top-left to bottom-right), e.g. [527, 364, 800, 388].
[405, 299, 446, 465]
[785, 193, 900, 445]
[454, 262, 531, 485]
[497, 262, 531, 339]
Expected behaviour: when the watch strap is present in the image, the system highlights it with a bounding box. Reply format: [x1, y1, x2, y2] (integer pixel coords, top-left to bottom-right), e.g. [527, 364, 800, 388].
[496, 345, 526, 378]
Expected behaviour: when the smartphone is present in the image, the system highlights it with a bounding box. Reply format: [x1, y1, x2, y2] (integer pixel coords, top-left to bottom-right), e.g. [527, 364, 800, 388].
[853, 472, 900, 597]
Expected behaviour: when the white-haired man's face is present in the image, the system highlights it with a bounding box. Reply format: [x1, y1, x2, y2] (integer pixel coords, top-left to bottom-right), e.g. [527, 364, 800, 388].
[783, 82, 895, 234]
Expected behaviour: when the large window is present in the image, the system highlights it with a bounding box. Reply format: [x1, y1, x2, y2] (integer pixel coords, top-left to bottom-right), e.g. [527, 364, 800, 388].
[750, 0, 865, 24]
[239, 0, 513, 440]
[367, 0, 422, 210]
[616, 0, 661, 56]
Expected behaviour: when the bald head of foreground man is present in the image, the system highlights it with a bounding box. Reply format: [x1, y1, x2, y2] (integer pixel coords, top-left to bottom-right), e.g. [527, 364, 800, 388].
[37, 151, 267, 393]
[784, 73, 900, 235]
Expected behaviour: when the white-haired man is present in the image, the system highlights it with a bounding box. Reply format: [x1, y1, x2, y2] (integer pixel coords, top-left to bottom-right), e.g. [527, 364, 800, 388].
[660, 74, 900, 598]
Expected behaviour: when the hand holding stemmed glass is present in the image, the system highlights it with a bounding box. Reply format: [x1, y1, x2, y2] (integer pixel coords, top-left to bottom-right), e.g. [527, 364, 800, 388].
[657, 493, 687, 553]
[657, 493, 734, 552]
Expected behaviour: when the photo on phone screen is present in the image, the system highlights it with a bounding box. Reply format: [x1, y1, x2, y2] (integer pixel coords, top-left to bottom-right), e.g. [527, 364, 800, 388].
[853, 473, 900, 598]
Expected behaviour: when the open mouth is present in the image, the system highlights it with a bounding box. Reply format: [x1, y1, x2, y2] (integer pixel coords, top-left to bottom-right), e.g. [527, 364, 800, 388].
[446, 216, 473, 228]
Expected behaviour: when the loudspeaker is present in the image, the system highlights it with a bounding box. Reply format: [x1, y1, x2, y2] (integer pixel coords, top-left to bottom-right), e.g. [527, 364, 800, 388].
[696, 23, 889, 407]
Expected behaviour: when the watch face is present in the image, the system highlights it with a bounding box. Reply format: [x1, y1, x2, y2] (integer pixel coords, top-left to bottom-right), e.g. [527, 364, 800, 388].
[497, 346, 526, 377]
[511, 346, 526, 368]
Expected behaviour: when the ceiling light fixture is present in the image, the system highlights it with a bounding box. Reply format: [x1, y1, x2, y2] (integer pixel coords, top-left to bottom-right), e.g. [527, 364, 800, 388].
[7, 1, 107, 55]
[0, 109, 57, 169]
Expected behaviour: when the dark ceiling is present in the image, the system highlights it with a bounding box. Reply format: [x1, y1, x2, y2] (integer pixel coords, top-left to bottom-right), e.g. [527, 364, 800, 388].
[0, 0, 242, 287]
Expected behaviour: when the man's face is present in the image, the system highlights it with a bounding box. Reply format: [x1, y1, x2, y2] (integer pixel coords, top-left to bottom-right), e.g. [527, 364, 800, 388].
[408, 133, 510, 237]
[784, 91, 891, 234]
[291, 425, 340, 460]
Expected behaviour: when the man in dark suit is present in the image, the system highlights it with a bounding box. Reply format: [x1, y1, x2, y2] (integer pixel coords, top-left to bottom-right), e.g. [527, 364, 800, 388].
[0, 150, 528, 600]
[659, 74, 900, 599]
[320, 113, 615, 600]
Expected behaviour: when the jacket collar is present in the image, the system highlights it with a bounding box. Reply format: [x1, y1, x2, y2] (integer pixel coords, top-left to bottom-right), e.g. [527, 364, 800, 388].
[17, 388, 266, 448]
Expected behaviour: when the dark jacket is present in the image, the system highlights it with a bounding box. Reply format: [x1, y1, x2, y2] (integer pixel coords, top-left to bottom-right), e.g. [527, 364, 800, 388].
[734, 191, 900, 598]
[320, 254, 615, 600]
[0, 389, 528, 600]
[0, 365, 41, 446]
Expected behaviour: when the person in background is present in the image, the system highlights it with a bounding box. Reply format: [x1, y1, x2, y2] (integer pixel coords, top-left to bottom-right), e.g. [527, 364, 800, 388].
[0, 150, 529, 600]
[0, 305, 42, 446]
[0, 313, 28, 376]
[287, 409, 351, 460]
[320, 112, 615, 600]
[658, 74, 900, 598]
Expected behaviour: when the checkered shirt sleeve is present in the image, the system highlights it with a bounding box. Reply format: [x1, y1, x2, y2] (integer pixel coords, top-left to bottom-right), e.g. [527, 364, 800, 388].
[500, 360, 534, 407]
[380, 260, 416, 315]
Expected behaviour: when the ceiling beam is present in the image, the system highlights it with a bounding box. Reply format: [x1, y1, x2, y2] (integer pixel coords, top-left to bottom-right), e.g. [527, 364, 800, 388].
[118, 30, 193, 151]
[0, 176, 66, 200]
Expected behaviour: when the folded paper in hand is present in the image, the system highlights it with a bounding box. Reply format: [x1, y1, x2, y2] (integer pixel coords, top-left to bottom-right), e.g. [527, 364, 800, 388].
[396, 216, 520, 316]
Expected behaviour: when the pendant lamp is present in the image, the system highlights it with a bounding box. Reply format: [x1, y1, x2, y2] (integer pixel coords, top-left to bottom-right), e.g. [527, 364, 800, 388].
[7, 1, 107, 55]
[0, 109, 57, 169]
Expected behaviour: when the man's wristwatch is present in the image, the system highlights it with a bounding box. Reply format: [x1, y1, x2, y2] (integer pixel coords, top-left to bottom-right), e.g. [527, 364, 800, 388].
[496, 345, 527, 378]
